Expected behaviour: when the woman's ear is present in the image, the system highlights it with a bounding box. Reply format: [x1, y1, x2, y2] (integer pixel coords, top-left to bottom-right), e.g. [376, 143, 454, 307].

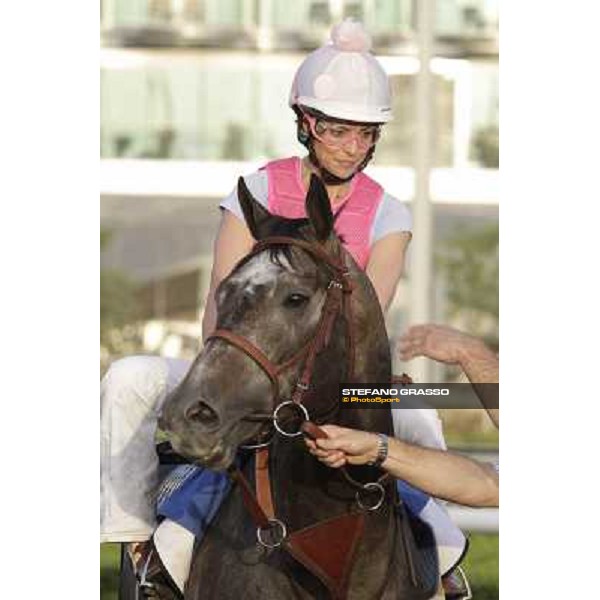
[237, 177, 273, 240]
[298, 119, 310, 144]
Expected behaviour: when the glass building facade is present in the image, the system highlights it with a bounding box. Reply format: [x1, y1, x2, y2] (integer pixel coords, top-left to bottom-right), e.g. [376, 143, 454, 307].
[101, 0, 498, 42]
[101, 55, 497, 168]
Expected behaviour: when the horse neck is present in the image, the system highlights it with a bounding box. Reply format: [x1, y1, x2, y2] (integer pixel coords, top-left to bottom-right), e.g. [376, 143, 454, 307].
[310, 261, 394, 435]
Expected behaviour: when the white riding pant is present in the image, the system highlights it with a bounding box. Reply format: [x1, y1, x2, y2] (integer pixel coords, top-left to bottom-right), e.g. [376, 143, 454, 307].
[100, 355, 192, 543]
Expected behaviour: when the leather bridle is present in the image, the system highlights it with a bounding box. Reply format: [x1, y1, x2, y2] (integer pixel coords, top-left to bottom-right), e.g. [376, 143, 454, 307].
[206, 235, 356, 436]
[204, 235, 394, 599]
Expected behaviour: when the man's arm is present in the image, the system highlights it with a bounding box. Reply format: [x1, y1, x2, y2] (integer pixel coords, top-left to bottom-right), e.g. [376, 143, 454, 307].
[398, 324, 499, 427]
[456, 338, 499, 427]
[382, 437, 498, 507]
[306, 424, 499, 508]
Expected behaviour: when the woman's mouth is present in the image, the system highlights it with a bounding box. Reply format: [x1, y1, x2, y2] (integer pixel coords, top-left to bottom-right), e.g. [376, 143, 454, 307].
[335, 160, 357, 170]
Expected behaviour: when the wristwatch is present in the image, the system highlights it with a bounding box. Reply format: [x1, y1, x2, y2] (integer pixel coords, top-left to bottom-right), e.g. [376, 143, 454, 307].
[367, 433, 389, 467]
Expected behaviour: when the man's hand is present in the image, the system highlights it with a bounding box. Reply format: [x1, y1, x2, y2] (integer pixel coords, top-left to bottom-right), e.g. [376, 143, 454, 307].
[305, 423, 500, 506]
[397, 324, 484, 366]
[304, 424, 380, 468]
[398, 323, 499, 426]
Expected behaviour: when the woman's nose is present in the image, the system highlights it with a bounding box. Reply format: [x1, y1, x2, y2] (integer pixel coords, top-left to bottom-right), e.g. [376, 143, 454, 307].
[342, 137, 360, 155]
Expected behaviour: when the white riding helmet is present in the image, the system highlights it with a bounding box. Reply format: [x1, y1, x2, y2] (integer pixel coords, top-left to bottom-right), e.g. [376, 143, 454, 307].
[289, 19, 393, 124]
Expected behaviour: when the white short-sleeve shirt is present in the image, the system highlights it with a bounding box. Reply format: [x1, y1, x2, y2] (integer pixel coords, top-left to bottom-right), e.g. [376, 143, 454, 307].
[219, 169, 412, 247]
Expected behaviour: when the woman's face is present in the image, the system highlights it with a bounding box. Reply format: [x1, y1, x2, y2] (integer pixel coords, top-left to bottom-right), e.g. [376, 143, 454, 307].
[302, 116, 379, 180]
[311, 136, 368, 180]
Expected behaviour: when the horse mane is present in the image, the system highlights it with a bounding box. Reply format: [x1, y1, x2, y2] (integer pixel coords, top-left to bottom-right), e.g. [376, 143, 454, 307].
[232, 216, 346, 275]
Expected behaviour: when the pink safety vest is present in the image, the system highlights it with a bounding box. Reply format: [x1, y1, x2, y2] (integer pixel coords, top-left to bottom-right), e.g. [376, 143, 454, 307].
[263, 157, 383, 269]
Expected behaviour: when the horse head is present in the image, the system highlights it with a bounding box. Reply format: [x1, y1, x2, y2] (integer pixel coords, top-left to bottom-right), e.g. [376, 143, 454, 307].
[160, 174, 392, 470]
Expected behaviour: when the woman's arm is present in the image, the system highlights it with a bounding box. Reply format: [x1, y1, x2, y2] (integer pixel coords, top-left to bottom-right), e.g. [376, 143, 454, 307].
[306, 424, 499, 508]
[365, 231, 411, 312]
[201, 211, 255, 342]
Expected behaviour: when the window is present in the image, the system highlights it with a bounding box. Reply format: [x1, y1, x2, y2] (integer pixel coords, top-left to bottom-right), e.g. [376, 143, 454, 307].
[435, 0, 498, 38]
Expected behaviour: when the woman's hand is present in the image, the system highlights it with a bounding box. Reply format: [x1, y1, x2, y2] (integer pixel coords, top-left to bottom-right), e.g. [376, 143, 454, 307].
[304, 424, 380, 468]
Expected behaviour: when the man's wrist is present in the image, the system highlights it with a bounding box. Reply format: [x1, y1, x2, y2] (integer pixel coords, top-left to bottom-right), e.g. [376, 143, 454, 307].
[457, 337, 499, 383]
[367, 433, 389, 467]
[456, 336, 486, 367]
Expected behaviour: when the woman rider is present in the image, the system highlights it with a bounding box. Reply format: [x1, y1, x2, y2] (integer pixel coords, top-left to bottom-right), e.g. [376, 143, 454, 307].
[100, 19, 462, 597]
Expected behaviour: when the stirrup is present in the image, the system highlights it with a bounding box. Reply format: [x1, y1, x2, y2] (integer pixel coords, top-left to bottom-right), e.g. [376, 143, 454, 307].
[129, 540, 183, 600]
[442, 565, 472, 600]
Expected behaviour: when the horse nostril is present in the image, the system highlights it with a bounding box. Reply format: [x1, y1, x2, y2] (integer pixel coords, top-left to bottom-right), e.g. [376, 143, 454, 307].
[185, 401, 220, 427]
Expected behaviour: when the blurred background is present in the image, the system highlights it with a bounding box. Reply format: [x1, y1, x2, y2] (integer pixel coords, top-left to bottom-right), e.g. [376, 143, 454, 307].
[100, 1, 499, 597]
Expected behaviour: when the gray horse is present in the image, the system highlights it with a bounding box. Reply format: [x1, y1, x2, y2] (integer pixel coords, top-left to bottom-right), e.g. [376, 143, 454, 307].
[159, 175, 438, 600]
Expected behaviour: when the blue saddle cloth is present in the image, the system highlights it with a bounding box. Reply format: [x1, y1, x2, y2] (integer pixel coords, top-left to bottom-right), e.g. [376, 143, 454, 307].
[157, 460, 432, 539]
[157, 464, 232, 538]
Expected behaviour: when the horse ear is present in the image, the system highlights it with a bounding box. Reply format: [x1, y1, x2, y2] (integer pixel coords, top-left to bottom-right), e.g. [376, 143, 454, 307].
[306, 175, 334, 242]
[237, 177, 272, 240]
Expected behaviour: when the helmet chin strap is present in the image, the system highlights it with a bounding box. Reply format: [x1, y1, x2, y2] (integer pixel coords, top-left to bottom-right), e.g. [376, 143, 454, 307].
[307, 144, 353, 185]
[294, 107, 377, 186]
[306, 141, 376, 186]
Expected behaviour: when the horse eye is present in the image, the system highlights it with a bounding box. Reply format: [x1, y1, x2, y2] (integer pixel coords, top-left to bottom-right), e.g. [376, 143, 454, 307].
[283, 293, 309, 308]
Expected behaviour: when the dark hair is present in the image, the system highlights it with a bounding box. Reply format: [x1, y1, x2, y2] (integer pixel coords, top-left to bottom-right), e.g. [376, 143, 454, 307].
[291, 104, 380, 185]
